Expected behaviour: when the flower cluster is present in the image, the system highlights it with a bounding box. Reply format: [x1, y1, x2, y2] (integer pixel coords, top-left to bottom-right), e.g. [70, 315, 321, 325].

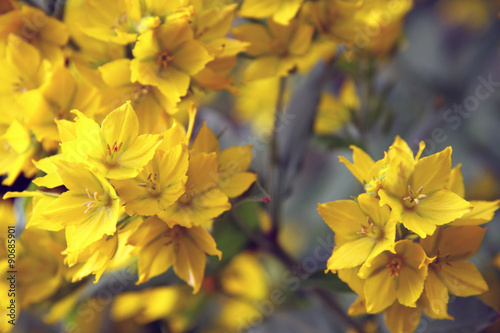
[5, 102, 256, 293]
[318, 136, 500, 333]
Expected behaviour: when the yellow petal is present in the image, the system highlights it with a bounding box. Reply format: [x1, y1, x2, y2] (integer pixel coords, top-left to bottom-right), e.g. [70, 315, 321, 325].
[218, 145, 253, 174]
[327, 237, 376, 271]
[98, 59, 132, 88]
[238, 0, 280, 23]
[232, 23, 272, 57]
[172, 40, 213, 75]
[447, 164, 465, 197]
[416, 189, 472, 226]
[439, 260, 488, 296]
[434, 225, 485, 261]
[318, 200, 367, 242]
[219, 172, 257, 198]
[384, 302, 421, 333]
[174, 233, 207, 293]
[272, 0, 303, 25]
[191, 122, 220, 155]
[338, 146, 375, 184]
[451, 200, 500, 226]
[7, 34, 40, 77]
[364, 267, 397, 313]
[411, 147, 452, 193]
[101, 102, 140, 148]
[423, 270, 450, 318]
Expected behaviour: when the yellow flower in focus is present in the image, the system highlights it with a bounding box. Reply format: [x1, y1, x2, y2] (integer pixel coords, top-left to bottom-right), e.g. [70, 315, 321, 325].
[112, 144, 189, 216]
[314, 78, 360, 135]
[61, 102, 162, 179]
[128, 216, 221, 292]
[319, 193, 396, 272]
[29, 160, 121, 253]
[379, 145, 472, 238]
[131, 20, 213, 103]
[358, 240, 431, 313]
[232, 18, 314, 81]
[239, 0, 303, 25]
[420, 226, 488, 316]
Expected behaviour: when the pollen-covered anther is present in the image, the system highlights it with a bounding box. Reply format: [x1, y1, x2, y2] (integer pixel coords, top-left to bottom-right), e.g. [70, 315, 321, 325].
[156, 49, 174, 68]
[386, 258, 402, 277]
[403, 185, 427, 207]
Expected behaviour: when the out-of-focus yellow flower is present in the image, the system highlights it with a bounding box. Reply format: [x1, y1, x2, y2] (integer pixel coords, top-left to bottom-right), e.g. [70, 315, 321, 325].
[191, 3, 248, 93]
[158, 152, 231, 228]
[111, 285, 196, 329]
[113, 144, 189, 216]
[16, 228, 66, 308]
[23, 66, 102, 151]
[191, 123, 257, 198]
[60, 102, 162, 179]
[436, 0, 491, 31]
[98, 58, 176, 133]
[131, 20, 213, 103]
[128, 216, 221, 292]
[0, 119, 37, 185]
[232, 18, 314, 81]
[420, 226, 488, 315]
[0, 5, 69, 64]
[319, 193, 396, 272]
[314, 78, 360, 135]
[234, 76, 289, 133]
[358, 240, 431, 313]
[239, 0, 303, 25]
[306, 0, 412, 57]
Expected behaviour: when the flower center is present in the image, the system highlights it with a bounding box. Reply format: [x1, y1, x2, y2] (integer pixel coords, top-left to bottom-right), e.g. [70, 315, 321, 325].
[156, 49, 174, 69]
[430, 249, 452, 272]
[269, 39, 289, 57]
[81, 188, 112, 213]
[403, 185, 426, 209]
[132, 83, 153, 102]
[162, 225, 184, 251]
[105, 140, 124, 166]
[386, 255, 405, 277]
[357, 216, 384, 240]
[137, 172, 161, 197]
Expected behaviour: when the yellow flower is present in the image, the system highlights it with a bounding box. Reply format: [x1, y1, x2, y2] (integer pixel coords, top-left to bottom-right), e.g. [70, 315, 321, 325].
[15, 228, 66, 308]
[358, 240, 431, 313]
[0, 5, 69, 64]
[98, 58, 177, 133]
[234, 76, 289, 133]
[191, 3, 248, 93]
[131, 20, 213, 103]
[314, 78, 360, 135]
[420, 226, 488, 316]
[305, 0, 412, 56]
[0, 34, 50, 117]
[158, 152, 231, 228]
[384, 301, 421, 333]
[61, 102, 162, 179]
[32, 160, 120, 253]
[379, 145, 472, 238]
[446, 164, 500, 226]
[0, 119, 37, 186]
[112, 144, 189, 216]
[111, 285, 195, 326]
[238, 0, 304, 26]
[232, 18, 314, 81]
[191, 122, 257, 198]
[23, 65, 102, 151]
[128, 216, 221, 292]
[319, 193, 396, 272]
